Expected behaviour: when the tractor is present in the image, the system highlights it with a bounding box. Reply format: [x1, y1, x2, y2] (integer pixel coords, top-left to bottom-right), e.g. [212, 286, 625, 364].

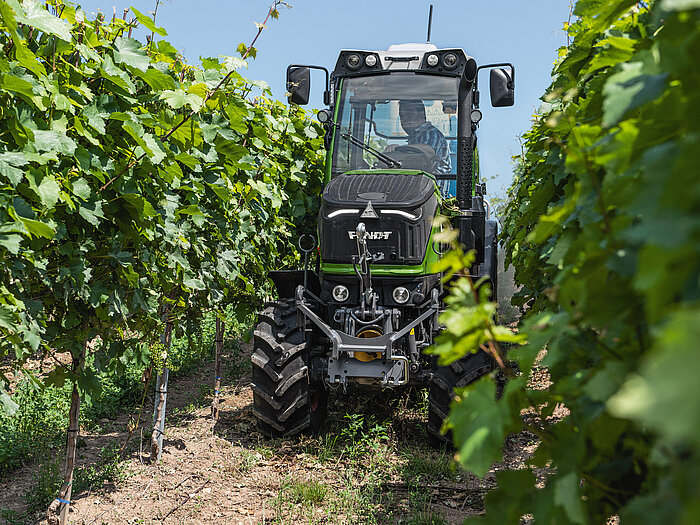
[251, 38, 514, 446]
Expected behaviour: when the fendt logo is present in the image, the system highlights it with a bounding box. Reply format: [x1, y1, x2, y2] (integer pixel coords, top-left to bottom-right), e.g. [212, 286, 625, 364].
[348, 231, 393, 240]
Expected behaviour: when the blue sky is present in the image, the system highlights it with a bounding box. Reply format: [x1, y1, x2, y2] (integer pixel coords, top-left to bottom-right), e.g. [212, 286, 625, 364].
[77, 1, 571, 198]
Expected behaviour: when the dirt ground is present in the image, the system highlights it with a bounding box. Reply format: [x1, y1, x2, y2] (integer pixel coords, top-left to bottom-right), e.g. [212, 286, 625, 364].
[0, 334, 562, 525]
[0, 260, 557, 525]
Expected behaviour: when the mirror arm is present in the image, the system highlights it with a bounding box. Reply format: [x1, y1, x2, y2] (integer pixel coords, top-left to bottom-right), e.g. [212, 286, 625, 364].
[473, 62, 516, 98]
[287, 64, 331, 104]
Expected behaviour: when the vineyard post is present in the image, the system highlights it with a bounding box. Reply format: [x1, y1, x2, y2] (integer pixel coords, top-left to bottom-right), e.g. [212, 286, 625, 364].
[151, 317, 173, 462]
[211, 316, 224, 426]
[46, 337, 87, 525]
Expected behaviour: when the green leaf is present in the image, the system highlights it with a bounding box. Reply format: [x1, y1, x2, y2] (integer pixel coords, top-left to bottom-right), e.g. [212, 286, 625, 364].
[122, 194, 157, 218]
[100, 55, 136, 94]
[603, 62, 668, 127]
[608, 308, 700, 449]
[32, 130, 77, 156]
[0, 73, 36, 100]
[0, 388, 18, 416]
[183, 278, 205, 291]
[554, 472, 586, 524]
[0, 234, 23, 254]
[660, 0, 700, 9]
[16, 0, 72, 42]
[450, 379, 513, 477]
[160, 89, 204, 111]
[132, 67, 175, 91]
[113, 37, 150, 71]
[35, 175, 61, 209]
[78, 200, 106, 226]
[130, 6, 167, 36]
[19, 217, 55, 239]
[0, 160, 24, 187]
[71, 178, 91, 201]
[220, 55, 248, 72]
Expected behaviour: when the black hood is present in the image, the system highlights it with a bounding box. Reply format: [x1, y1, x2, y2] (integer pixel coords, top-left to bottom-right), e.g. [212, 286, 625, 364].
[323, 171, 437, 208]
[320, 171, 439, 266]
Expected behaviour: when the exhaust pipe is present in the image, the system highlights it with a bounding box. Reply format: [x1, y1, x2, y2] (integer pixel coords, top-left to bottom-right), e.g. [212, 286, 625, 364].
[456, 57, 478, 252]
[456, 57, 476, 209]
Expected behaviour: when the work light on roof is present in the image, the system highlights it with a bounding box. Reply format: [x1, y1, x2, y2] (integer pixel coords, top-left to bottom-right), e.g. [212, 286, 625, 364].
[365, 54, 377, 67]
[426, 54, 439, 67]
[443, 53, 458, 69]
[346, 53, 362, 70]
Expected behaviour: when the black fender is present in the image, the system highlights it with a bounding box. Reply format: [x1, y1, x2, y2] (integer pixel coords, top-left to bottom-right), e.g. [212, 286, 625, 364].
[269, 270, 321, 298]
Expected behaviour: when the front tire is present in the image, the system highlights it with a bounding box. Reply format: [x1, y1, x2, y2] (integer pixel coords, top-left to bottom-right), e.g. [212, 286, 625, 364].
[251, 300, 327, 438]
[427, 351, 494, 448]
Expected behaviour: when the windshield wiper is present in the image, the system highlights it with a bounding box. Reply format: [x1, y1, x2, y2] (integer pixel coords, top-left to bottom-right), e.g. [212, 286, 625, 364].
[331, 122, 402, 169]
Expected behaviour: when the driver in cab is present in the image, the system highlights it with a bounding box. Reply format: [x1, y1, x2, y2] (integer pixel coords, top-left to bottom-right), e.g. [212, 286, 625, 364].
[385, 99, 451, 175]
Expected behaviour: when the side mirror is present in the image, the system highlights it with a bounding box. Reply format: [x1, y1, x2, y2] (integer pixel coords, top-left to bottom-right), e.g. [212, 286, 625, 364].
[489, 67, 514, 107]
[287, 66, 310, 106]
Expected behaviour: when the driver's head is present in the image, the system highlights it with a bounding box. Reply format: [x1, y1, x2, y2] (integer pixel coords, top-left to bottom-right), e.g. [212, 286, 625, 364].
[399, 100, 426, 134]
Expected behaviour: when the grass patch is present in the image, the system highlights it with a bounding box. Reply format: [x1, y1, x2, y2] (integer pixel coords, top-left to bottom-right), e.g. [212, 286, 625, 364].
[286, 479, 328, 505]
[402, 448, 455, 483]
[274, 478, 330, 523]
[226, 448, 260, 476]
[22, 443, 129, 515]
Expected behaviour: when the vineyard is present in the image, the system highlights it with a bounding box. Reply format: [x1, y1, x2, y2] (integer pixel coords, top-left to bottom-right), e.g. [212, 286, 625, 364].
[0, 0, 698, 524]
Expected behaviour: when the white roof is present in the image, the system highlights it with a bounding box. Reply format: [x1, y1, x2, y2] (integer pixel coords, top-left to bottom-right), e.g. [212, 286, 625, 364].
[386, 43, 439, 52]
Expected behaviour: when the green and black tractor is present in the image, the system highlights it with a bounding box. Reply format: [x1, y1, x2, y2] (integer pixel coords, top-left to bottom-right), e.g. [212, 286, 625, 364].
[251, 39, 514, 445]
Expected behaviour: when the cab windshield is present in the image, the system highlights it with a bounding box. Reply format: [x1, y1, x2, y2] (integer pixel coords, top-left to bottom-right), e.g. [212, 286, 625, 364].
[332, 72, 459, 196]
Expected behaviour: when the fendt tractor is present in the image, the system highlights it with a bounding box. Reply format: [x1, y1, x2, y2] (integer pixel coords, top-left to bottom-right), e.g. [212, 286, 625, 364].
[251, 21, 515, 446]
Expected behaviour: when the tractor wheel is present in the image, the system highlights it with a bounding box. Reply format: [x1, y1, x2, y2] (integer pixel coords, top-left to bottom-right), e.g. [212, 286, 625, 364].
[251, 300, 327, 438]
[427, 351, 494, 448]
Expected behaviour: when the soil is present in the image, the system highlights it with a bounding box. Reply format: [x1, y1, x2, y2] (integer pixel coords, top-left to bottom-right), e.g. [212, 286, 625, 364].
[0, 336, 562, 525]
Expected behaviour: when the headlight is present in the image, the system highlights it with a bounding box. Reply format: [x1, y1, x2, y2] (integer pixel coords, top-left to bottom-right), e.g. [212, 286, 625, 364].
[443, 53, 458, 69]
[346, 54, 362, 70]
[332, 285, 349, 302]
[365, 54, 377, 67]
[392, 286, 410, 304]
[426, 54, 439, 67]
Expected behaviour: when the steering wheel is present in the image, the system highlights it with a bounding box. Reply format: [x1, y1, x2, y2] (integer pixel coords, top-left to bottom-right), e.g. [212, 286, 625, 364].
[394, 145, 428, 155]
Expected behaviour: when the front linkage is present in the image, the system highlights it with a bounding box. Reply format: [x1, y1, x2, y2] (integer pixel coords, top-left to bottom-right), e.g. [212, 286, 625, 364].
[295, 222, 441, 390]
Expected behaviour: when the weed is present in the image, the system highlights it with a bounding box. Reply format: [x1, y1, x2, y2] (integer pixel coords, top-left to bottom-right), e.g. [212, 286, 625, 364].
[403, 508, 448, 525]
[339, 413, 390, 459]
[403, 483, 447, 525]
[273, 477, 329, 523]
[226, 353, 252, 382]
[286, 479, 327, 505]
[171, 402, 199, 417]
[227, 448, 259, 475]
[73, 444, 129, 493]
[402, 448, 454, 483]
[314, 432, 340, 462]
[24, 450, 62, 513]
[196, 383, 212, 400]
[253, 441, 276, 460]
[0, 508, 23, 524]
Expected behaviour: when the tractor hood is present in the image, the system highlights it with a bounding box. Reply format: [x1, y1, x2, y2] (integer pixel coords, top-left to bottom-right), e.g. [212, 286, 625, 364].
[319, 171, 439, 266]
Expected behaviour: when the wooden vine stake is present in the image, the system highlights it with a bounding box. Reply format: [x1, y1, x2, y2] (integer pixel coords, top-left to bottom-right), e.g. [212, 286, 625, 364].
[151, 316, 173, 462]
[47, 338, 87, 525]
[211, 316, 224, 427]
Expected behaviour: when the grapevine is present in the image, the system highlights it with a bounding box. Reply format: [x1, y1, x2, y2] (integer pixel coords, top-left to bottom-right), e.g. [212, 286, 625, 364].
[434, 1, 700, 523]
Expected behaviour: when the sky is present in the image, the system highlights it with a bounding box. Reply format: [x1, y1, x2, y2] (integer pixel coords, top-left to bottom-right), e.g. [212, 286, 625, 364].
[76, 0, 571, 198]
